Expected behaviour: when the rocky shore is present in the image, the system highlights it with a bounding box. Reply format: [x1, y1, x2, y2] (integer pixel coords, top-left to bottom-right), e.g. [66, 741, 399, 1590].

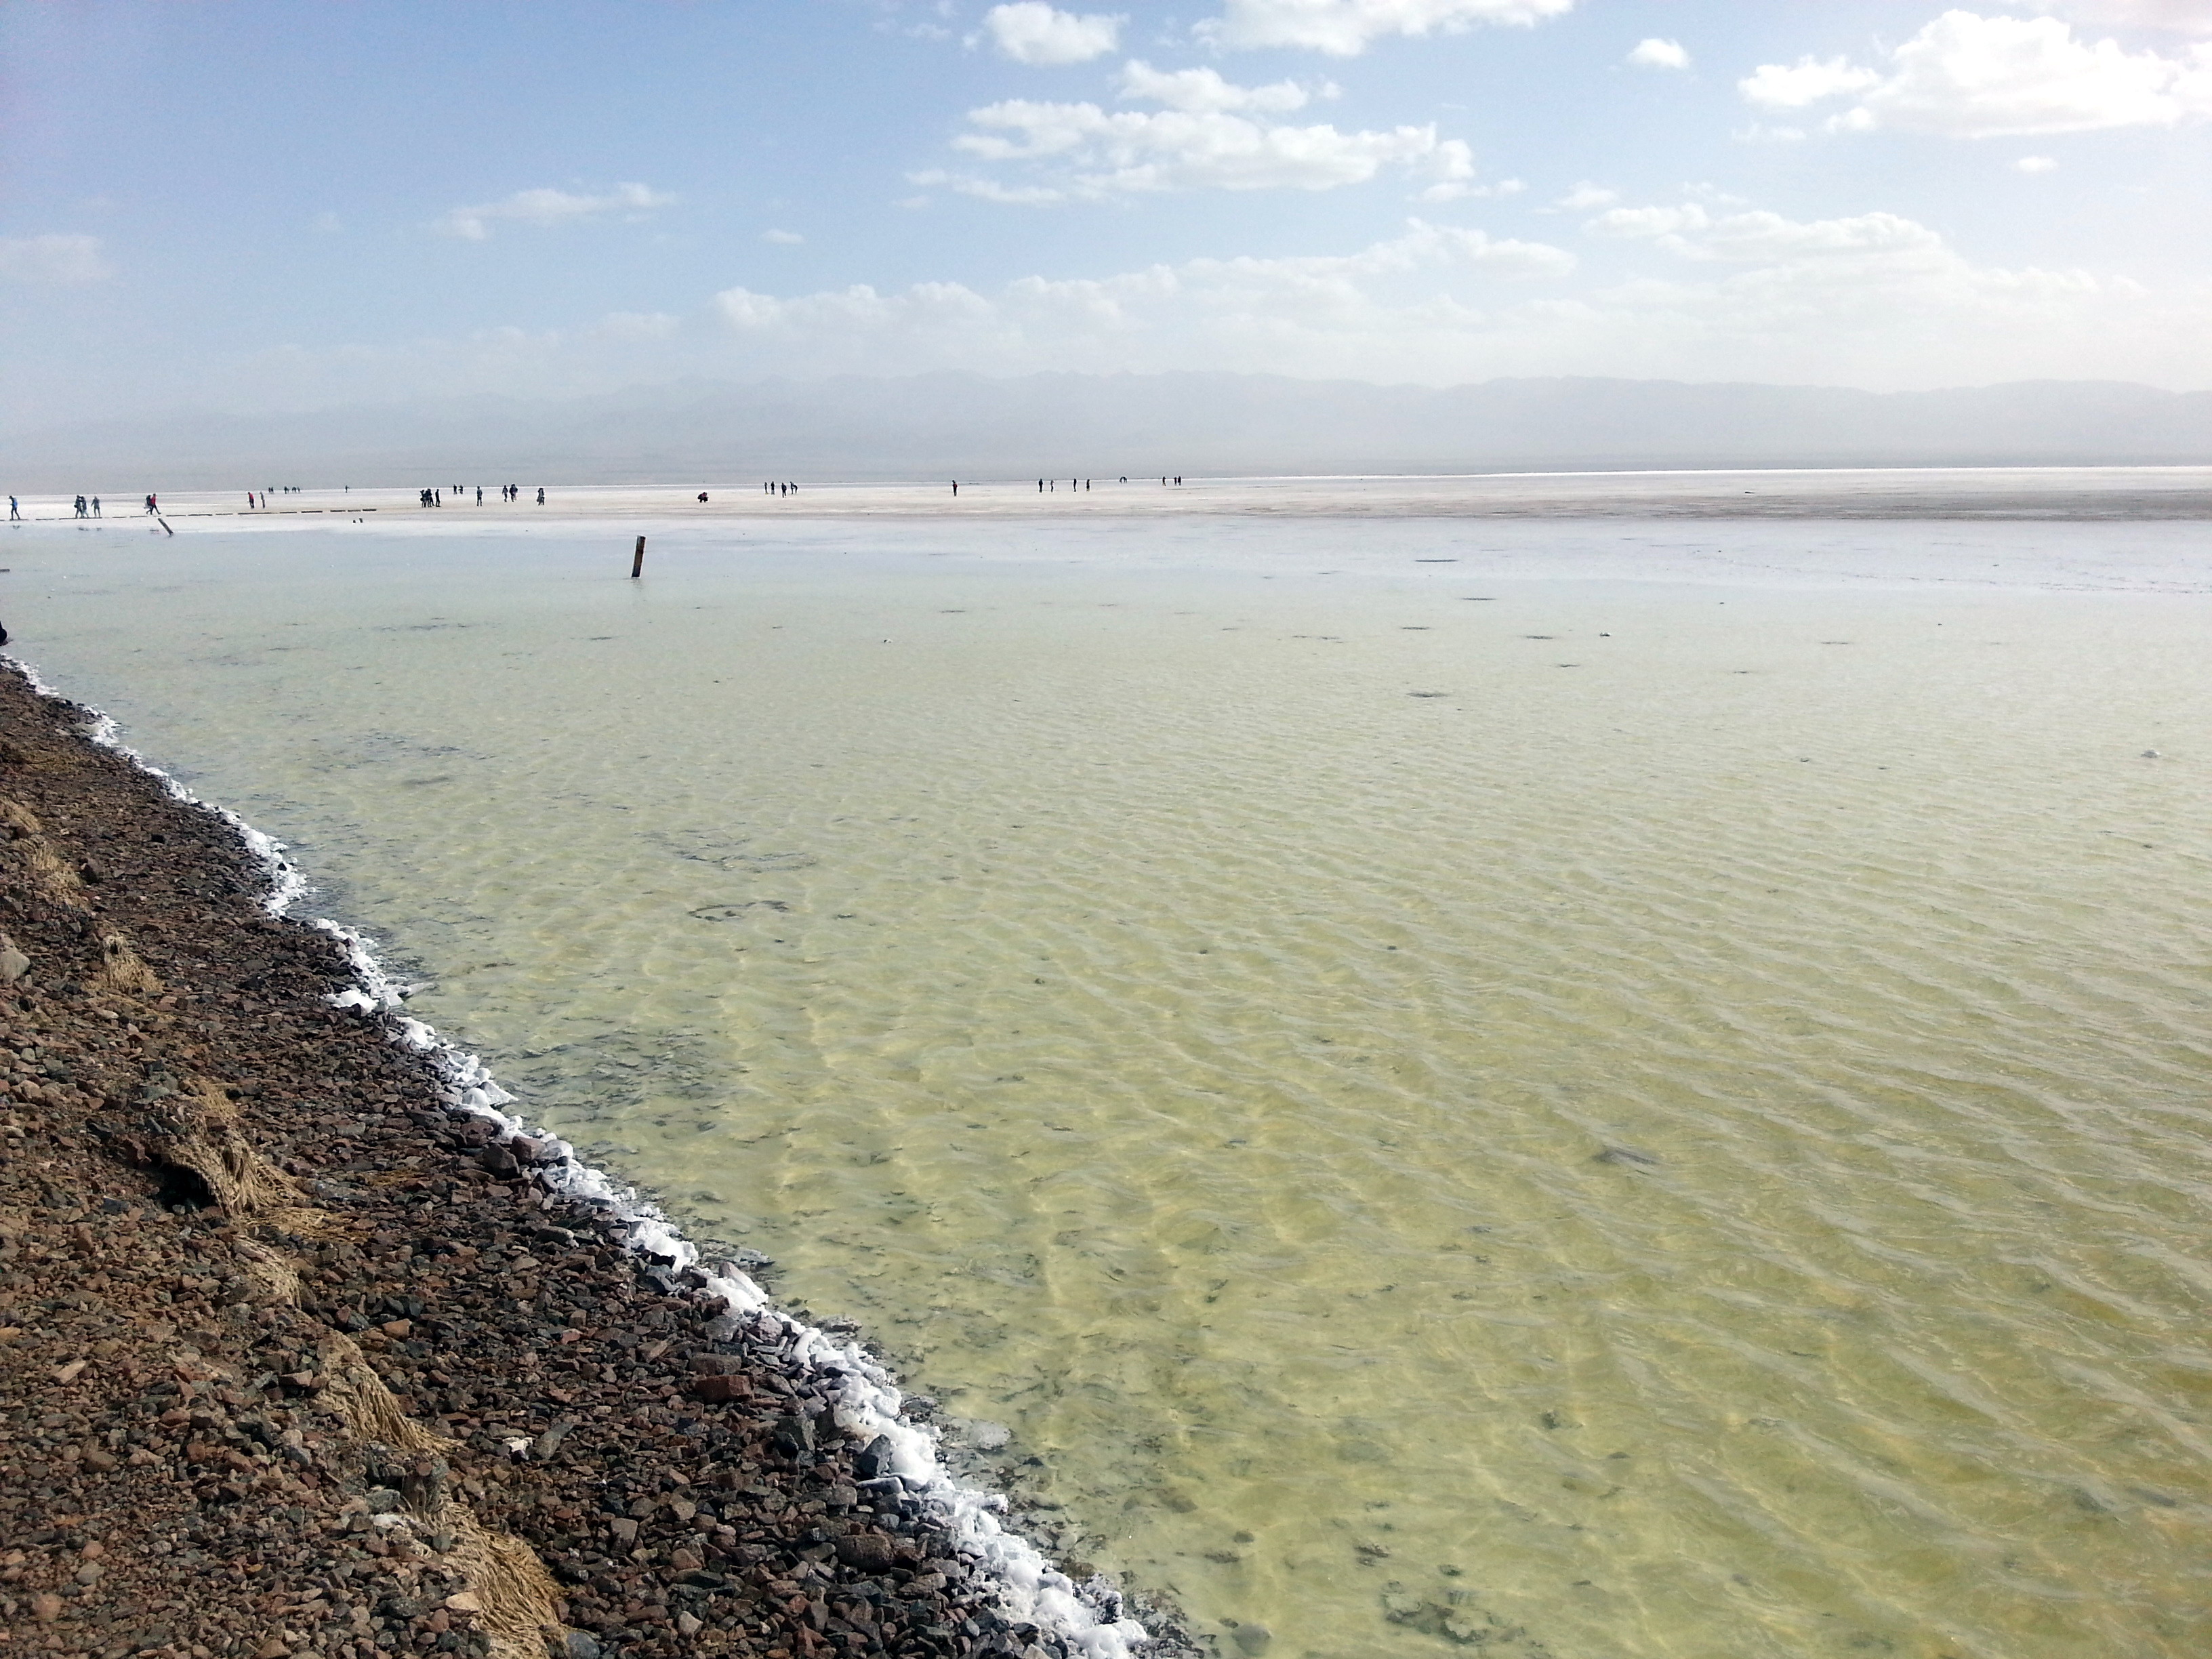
[0, 664, 1176, 1659]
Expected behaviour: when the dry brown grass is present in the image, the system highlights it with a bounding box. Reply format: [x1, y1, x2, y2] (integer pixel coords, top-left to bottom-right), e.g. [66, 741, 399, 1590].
[94, 933, 165, 996]
[1, 797, 89, 905]
[316, 1336, 567, 1659]
[165, 1079, 327, 1238]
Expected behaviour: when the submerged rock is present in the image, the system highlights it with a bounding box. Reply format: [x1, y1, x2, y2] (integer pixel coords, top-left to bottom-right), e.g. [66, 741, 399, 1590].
[1593, 1145, 1661, 1168]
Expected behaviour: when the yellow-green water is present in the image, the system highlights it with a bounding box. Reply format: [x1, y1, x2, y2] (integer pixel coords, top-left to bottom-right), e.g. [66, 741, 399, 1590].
[12, 512, 2212, 1658]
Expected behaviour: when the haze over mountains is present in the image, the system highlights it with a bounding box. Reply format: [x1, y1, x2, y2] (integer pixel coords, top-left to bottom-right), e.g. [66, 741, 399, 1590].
[10, 373, 2212, 491]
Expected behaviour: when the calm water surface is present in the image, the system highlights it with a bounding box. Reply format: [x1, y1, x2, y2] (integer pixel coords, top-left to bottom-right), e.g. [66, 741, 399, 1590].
[9, 513, 2211, 1658]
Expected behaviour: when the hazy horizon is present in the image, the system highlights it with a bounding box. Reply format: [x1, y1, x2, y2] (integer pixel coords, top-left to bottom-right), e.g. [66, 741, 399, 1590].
[9, 368, 2212, 491]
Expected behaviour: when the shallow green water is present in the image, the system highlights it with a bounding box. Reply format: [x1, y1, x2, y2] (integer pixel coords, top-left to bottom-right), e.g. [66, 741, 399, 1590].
[10, 514, 2212, 1658]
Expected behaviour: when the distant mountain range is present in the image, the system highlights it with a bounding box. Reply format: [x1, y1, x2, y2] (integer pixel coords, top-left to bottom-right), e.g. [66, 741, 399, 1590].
[9, 373, 2212, 490]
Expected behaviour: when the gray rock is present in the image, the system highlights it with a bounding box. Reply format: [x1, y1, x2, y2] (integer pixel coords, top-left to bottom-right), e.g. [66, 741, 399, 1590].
[564, 1635, 601, 1659]
[853, 1434, 895, 1481]
[0, 939, 28, 983]
[1231, 1624, 1273, 1656]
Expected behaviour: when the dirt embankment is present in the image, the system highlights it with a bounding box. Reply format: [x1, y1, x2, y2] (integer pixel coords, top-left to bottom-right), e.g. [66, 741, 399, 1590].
[0, 664, 1146, 1659]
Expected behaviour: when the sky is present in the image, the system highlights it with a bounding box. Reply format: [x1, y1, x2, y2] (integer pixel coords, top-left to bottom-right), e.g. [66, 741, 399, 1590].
[4, 0, 2211, 428]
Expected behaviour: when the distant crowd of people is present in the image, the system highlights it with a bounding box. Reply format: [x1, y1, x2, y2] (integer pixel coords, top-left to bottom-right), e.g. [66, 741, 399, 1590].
[416, 484, 541, 506]
[5, 492, 163, 520]
[12, 486, 474, 522]
[3, 475, 1197, 526]
[1030, 476, 1180, 491]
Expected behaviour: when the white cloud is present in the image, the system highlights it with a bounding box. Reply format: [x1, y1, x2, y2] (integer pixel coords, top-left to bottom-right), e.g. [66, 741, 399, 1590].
[594, 311, 680, 340]
[209, 196, 2212, 407]
[762, 228, 806, 244]
[2025, 1, 2212, 30]
[1741, 10, 2212, 136]
[940, 73, 1486, 197]
[1739, 55, 1882, 109]
[1427, 138, 1477, 184]
[678, 199, 2203, 392]
[1555, 221, 2144, 385]
[1553, 181, 1618, 209]
[909, 169, 1074, 204]
[1679, 180, 1751, 207]
[1627, 37, 1689, 70]
[1420, 173, 1523, 202]
[1116, 60, 1321, 112]
[437, 183, 675, 241]
[1198, 0, 1577, 56]
[1534, 197, 2188, 384]
[981, 3, 1123, 64]
[2017, 152, 2062, 169]
[1586, 202, 1953, 266]
[0, 233, 112, 284]
[708, 220, 1574, 379]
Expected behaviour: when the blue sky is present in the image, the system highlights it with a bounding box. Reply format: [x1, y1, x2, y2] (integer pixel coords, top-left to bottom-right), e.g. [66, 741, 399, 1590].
[4, 1, 2209, 426]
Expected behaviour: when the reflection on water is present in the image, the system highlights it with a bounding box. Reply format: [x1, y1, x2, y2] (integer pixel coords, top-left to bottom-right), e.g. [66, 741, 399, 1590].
[14, 515, 2212, 1658]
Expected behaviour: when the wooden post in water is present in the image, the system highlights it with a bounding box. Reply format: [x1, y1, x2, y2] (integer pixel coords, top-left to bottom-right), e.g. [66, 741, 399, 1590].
[630, 535, 646, 579]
